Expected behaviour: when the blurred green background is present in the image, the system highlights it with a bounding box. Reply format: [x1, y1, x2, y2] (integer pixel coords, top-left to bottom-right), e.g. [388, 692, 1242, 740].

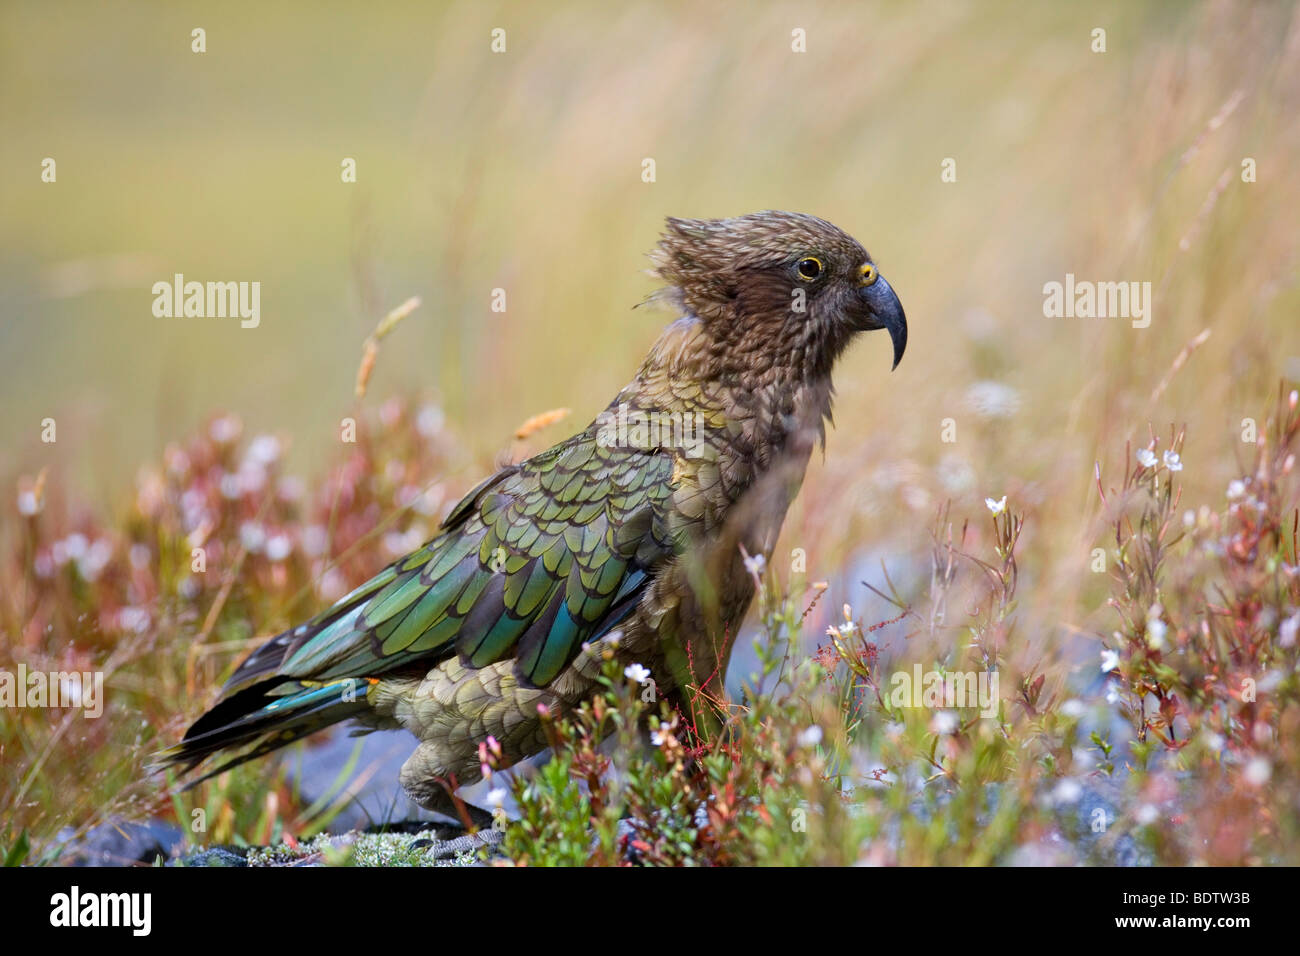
[2, 0, 1298, 588]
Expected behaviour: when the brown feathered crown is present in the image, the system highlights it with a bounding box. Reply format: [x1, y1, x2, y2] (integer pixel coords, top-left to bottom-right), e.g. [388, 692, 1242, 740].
[646, 210, 872, 322]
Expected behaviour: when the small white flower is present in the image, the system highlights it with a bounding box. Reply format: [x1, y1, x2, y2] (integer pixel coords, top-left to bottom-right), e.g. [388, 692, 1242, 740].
[239, 522, 266, 554]
[797, 725, 823, 748]
[209, 415, 242, 444]
[743, 552, 766, 576]
[1227, 479, 1246, 500]
[78, 539, 112, 581]
[220, 472, 242, 500]
[929, 710, 959, 734]
[58, 532, 88, 563]
[245, 434, 281, 466]
[265, 534, 293, 562]
[316, 568, 347, 600]
[238, 462, 268, 495]
[964, 381, 1021, 420]
[382, 527, 425, 558]
[16, 490, 40, 516]
[1146, 618, 1167, 650]
[118, 606, 151, 634]
[1204, 732, 1225, 752]
[936, 454, 976, 494]
[1060, 699, 1086, 719]
[1136, 448, 1158, 469]
[623, 663, 651, 684]
[650, 727, 669, 747]
[1134, 803, 1159, 825]
[1280, 613, 1300, 649]
[985, 495, 1007, 516]
[1244, 757, 1272, 787]
[1105, 685, 1120, 705]
[485, 786, 508, 808]
[1162, 450, 1183, 472]
[1051, 779, 1083, 805]
[1100, 649, 1120, 673]
[416, 404, 445, 438]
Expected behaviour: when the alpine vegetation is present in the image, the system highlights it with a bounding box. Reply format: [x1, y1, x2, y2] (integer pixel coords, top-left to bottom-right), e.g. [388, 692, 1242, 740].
[154, 211, 906, 823]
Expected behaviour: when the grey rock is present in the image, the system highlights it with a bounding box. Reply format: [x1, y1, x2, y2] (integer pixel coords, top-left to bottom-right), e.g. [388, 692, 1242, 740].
[286, 729, 442, 832]
[176, 847, 248, 867]
[54, 817, 186, 867]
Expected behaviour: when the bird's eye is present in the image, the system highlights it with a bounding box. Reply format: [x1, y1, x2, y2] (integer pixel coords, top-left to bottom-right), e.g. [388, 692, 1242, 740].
[859, 262, 878, 286]
[796, 257, 823, 281]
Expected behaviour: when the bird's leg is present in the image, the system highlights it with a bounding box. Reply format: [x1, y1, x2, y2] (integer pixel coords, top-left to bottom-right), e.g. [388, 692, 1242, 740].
[398, 746, 497, 834]
[420, 785, 496, 834]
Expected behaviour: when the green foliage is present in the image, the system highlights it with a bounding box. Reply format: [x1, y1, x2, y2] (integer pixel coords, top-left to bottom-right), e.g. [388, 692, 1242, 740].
[0, 399, 465, 855]
[482, 395, 1300, 865]
[2, 829, 29, 867]
[1094, 391, 1300, 863]
[4, 380, 1298, 865]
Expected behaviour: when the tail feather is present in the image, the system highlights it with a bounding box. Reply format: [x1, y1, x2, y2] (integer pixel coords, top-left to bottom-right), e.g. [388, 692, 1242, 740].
[153, 678, 372, 786]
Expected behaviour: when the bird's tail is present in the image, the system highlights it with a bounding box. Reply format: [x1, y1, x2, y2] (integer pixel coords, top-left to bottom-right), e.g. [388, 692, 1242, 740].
[152, 677, 374, 787]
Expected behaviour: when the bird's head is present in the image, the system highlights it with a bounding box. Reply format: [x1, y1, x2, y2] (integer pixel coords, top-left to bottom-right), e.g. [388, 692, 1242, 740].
[647, 210, 907, 379]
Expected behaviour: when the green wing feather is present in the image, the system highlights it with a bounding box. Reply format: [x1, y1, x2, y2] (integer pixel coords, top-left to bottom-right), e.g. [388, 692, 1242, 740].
[225, 429, 680, 695]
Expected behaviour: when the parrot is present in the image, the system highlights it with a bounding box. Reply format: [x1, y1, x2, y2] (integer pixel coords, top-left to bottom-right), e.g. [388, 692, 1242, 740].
[156, 210, 907, 825]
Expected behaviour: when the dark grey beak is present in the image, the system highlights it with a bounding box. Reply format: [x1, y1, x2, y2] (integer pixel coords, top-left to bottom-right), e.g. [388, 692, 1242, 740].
[858, 275, 907, 370]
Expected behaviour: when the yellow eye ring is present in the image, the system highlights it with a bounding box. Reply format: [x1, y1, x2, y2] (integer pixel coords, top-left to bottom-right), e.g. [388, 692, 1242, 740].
[796, 257, 823, 281]
[859, 263, 878, 286]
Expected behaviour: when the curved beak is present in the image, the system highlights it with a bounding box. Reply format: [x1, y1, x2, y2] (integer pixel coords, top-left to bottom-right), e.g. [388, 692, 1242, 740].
[857, 274, 907, 370]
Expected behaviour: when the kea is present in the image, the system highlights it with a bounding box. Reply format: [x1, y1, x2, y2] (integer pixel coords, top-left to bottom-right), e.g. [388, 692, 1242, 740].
[157, 211, 907, 824]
